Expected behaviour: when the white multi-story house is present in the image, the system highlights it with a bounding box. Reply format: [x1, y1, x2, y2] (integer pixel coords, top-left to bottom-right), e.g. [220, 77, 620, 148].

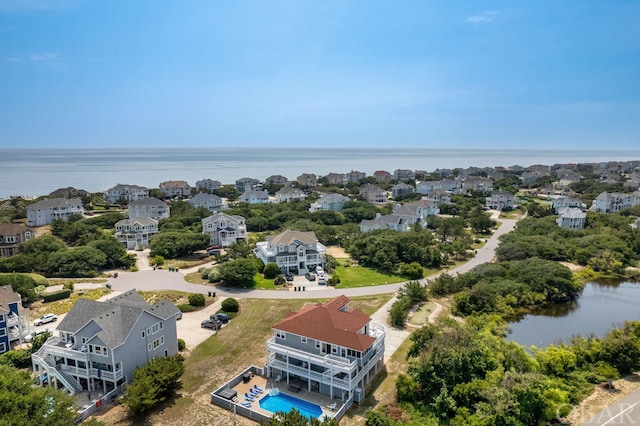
[127, 198, 170, 220]
[486, 191, 515, 211]
[239, 189, 270, 204]
[104, 184, 149, 204]
[254, 230, 326, 274]
[391, 182, 414, 198]
[590, 192, 640, 213]
[265, 295, 385, 403]
[416, 180, 440, 194]
[405, 199, 440, 218]
[359, 213, 408, 233]
[0, 285, 30, 354]
[195, 179, 222, 192]
[0, 223, 34, 258]
[463, 176, 493, 193]
[275, 187, 306, 203]
[27, 198, 84, 227]
[32, 290, 180, 396]
[188, 193, 227, 213]
[159, 180, 191, 198]
[424, 189, 452, 205]
[359, 184, 388, 204]
[556, 208, 587, 230]
[114, 217, 159, 249]
[552, 196, 585, 213]
[201, 212, 247, 247]
[309, 193, 350, 212]
[236, 178, 260, 193]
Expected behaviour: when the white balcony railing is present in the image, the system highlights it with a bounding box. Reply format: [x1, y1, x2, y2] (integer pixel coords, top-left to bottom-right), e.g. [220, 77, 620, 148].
[266, 338, 356, 374]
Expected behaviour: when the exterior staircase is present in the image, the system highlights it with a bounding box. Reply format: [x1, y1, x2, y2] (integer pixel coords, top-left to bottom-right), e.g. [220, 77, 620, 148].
[34, 353, 84, 395]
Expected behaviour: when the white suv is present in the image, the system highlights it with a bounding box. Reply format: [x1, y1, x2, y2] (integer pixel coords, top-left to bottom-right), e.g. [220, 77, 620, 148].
[34, 313, 57, 326]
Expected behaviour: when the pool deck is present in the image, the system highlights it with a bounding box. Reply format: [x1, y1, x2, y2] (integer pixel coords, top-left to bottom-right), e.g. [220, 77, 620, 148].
[231, 374, 342, 419]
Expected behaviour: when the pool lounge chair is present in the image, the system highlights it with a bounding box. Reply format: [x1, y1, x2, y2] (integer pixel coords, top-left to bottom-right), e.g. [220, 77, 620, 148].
[249, 388, 260, 398]
[244, 393, 254, 402]
[253, 384, 264, 393]
[241, 401, 252, 407]
[326, 402, 337, 411]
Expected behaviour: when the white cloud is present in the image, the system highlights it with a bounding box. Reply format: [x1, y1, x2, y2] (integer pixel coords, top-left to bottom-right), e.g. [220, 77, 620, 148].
[466, 10, 500, 25]
[4, 52, 63, 70]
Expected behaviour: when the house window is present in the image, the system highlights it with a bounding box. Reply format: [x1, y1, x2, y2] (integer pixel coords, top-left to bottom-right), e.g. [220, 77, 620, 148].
[276, 331, 286, 339]
[0, 328, 6, 337]
[81, 337, 89, 344]
[315, 341, 321, 349]
[141, 331, 145, 338]
[0, 342, 5, 353]
[0, 314, 4, 322]
[95, 346, 102, 355]
[148, 343, 152, 351]
[301, 337, 307, 344]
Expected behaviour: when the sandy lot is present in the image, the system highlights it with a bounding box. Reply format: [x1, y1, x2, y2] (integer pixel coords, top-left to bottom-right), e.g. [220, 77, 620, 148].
[567, 373, 640, 424]
[325, 245, 349, 258]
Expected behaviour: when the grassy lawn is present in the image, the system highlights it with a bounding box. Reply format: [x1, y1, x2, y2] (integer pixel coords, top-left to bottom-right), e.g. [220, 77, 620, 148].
[333, 259, 405, 288]
[31, 288, 112, 318]
[407, 302, 436, 326]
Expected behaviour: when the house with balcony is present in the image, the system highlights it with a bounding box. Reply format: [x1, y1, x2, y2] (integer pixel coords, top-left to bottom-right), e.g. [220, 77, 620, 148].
[486, 191, 515, 211]
[416, 180, 440, 194]
[265, 175, 288, 185]
[201, 212, 247, 247]
[104, 184, 149, 204]
[373, 170, 392, 183]
[275, 187, 306, 203]
[391, 182, 414, 199]
[359, 213, 408, 233]
[31, 289, 180, 396]
[195, 178, 222, 192]
[552, 196, 585, 213]
[393, 169, 414, 181]
[424, 189, 452, 205]
[0, 285, 30, 354]
[239, 189, 270, 204]
[188, 193, 227, 213]
[254, 230, 326, 275]
[127, 198, 170, 220]
[49, 187, 90, 199]
[297, 173, 318, 188]
[463, 176, 493, 193]
[359, 184, 388, 204]
[159, 180, 191, 198]
[556, 208, 587, 230]
[27, 198, 84, 227]
[0, 223, 34, 258]
[309, 193, 350, 212]
[346, 170, 366, 183]
[405, 199, 440, 218]
[590, 191, 640, 213]
[236, 177, 261, 193]
[265, 295, 385, 403]
[114, 217, 159, 249]
[324, 172, 346, 186]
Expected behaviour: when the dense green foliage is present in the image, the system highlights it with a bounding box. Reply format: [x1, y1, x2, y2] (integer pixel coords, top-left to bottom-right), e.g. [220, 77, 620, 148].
[0, 273, 38, 303]
[0, 364, 76, 426]
[187, 293, 205, 307]
[149, 232, 210, 258]
[260, 408, 339, 425]
[122, 354, 185, 416]
[42, 289, 72, 303]
[389, 281, 429, 327]
[221, 297, 240, 313]
[263, 262, 281, 279]
[215, 259, 257, 287]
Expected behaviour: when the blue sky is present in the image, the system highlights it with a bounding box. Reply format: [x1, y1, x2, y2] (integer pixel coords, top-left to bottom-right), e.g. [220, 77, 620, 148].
[1, 1, 638, 149]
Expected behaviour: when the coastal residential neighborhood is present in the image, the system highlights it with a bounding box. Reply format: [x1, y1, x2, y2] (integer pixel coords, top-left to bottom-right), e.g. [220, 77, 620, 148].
[1, 159, 640, 425]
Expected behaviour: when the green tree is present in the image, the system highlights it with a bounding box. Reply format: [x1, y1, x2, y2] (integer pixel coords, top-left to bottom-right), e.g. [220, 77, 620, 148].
[149, 232, 210, 259]
[46, 246, 107, 277]
[0, 273, 38, 303]
[123, 354, 185, 416]
[216, 259, 257, 287]
[261, 408, 339, 425]
[88, 237, 129, 268]
[263, 262, 281, 279]
[469, 211, 495, 233]
[188, 293, 205, 307]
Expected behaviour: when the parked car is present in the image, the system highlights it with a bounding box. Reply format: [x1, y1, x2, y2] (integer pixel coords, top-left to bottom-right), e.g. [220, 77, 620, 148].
[318, 277, 326, 285]
[305, 272, 316, 281]
[317, 270, 325, 280]
[285, 272, 294, 281]
[34, 313, 57, 326]
[24, 328, 49, 343]
[201, 319, 221, 329]
[175, 311, 183, 320]
[207, 245, 221, 255]
[211, 313, 229, 323]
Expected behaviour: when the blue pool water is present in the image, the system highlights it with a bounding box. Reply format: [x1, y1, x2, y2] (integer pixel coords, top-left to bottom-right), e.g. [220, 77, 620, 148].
[259, 392, 323, 420]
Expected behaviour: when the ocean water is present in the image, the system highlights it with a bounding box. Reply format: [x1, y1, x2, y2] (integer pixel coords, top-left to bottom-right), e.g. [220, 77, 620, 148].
[1, 147, 639, 199]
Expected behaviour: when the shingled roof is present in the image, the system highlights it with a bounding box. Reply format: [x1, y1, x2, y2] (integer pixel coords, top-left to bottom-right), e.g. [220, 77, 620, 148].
[273, 295, 375, 352]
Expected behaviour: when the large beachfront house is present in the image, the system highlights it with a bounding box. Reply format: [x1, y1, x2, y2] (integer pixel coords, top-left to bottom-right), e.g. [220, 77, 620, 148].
[188, 193, 228, 213]
[265, 295, 385, 403]
[0, 285, 30, 354]
[0, 223, 34, 258]
[114, 217, 159, 249]
[485, 190, 515, 211]
[308, 193, 350, 212]
[26, 198, 85, 227]
[32, 290, 180, 396]
[159, 180, 191, 198]
[201, 212, 247, 247]
[104, 184, 149, 204]
[127, 198, 170, 220]
[254, 230, 326, 275]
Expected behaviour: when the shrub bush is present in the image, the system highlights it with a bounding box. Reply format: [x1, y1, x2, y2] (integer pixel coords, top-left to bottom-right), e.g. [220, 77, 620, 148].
[42, 289, 71, 303]
[254, 258, 265, 274]
[63, 282, 74, 291]
[177, 304, 195, 313]
[207, 271, 220, 283]
[177, 338, 186, 351]
[263, 262, 280, 279]
[0, 349, 31, 369]
[274, 276, 286, 286]
[221, 297, 239, 313]
[188, 293, 205, 307]
[200, 268, 211, 279]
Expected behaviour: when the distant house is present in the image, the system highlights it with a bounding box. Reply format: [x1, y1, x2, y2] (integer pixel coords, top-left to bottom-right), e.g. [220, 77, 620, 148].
[324, 172, 346, 186]
[32, 290, 180, 396]
[404, 199, 440, 219]
[0, 223, 34, 258]
[394, 169, 414, 181]
[590, 191, 640, 213]
[265, 295, 385, 403]
[346, 170, 366, 183]
[201, 212, 247, 247]
[440, 178, 462, 193]
[359, 184, 387, 204]
[159, 180, 191, 198]
[552, 196, 585, 213]
[433, 168, 453, 178]
[275, 187, 306, 203]
[360, 213, 408, 233]
[49, 187, 90, 199]
[0, 285, 30, 354]
[115, 217, 159, 249]
[485, 191, 515, 211]
[188, 193, 227, 213]
[195, 179, 222, 192]
[236, 177, 260, 193]
[309, 193, 350, 212]
[391, 182, 414, 198]
[265, 175, 288, 185]
[27, 198, 84, 227]
[254, 229, 326, 274]
[391, 204, 423, 226]
[128, 198, 170, 220]
[104, 184, 149, 204]
[239, 189, 270, 204]
[463, 176, 493, 193]
[373, 170, 392, 183]
[297, 173, 318, 187]
[424, 189, 451, 205]
[416, 181, 440, 194]
[556, 208, 587, 230]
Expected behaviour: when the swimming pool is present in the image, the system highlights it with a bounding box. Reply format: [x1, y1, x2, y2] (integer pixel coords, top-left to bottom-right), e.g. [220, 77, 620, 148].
[259, 392, 323, 420]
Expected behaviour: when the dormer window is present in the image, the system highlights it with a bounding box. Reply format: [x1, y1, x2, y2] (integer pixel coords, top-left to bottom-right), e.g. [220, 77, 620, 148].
[276, 330, 286, 339]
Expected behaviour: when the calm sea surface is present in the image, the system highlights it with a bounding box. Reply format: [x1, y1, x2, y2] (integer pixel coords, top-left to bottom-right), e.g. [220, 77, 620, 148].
[507, 281, 640, 349]
[1, 147, 639, 199]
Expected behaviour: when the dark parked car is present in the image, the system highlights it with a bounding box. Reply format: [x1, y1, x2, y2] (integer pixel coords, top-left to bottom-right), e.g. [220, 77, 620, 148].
[210, 313, 229, 323]
[305, 272, 316, 281]
[201, 319, 220, 329]
[285, 272, 294, 281]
